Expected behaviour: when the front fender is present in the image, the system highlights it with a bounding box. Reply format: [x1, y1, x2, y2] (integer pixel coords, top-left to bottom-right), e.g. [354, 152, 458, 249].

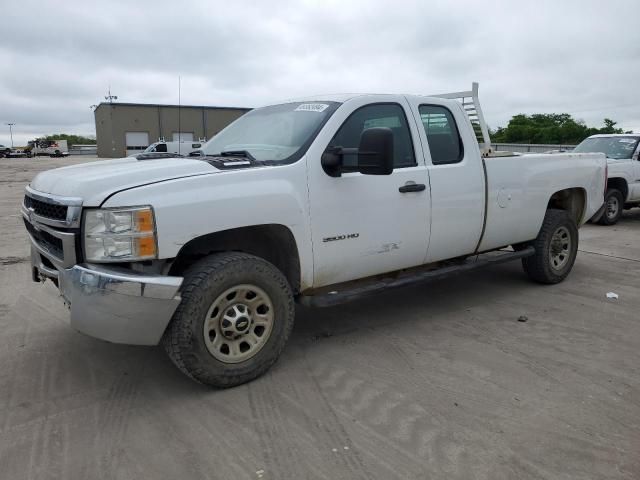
[102, 162, 314, 289]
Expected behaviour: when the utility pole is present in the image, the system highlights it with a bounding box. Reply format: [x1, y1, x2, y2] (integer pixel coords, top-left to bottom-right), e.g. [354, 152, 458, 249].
[105, 86, 118, 155]
[6, 123, 15, 148]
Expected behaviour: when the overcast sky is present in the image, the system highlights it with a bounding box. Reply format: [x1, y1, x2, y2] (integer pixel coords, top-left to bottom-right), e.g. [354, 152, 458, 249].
[1, 0, 639, 146]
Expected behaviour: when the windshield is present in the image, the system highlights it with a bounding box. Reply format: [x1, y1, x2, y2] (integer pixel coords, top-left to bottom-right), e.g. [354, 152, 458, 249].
[573, 136, 640, 159]
[201, 101, 340, 162]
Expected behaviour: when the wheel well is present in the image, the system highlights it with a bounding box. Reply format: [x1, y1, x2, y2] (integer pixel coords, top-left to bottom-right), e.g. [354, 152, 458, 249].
[607, 177, 628, 200]
[547, 188, 586, 224]
[168, 224, 301, 293]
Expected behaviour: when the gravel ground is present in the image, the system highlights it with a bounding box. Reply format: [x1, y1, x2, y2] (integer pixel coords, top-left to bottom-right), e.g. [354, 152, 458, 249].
[1, 155, 639, 479]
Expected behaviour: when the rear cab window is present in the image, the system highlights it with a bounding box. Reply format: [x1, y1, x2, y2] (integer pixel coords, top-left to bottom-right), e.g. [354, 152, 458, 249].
[419, 105, 464, 165]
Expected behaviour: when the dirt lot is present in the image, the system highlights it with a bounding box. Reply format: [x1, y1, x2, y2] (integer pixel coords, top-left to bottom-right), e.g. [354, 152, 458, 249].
[1, 156, 639, 480]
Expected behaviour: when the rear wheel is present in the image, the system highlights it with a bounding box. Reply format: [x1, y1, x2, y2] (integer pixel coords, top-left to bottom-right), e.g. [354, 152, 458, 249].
[597, 188, 624, 225]
[522, 209, 578, 284]
[162, 252, 295, 387]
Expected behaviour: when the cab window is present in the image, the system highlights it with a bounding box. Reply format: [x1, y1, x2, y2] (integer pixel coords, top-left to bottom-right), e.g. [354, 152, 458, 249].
[419, 105, 463, 165]
[328, 103, 416, 168]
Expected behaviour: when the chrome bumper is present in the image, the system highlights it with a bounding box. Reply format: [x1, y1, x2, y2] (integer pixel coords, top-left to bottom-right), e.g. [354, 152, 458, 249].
[31, 245, 183, 345]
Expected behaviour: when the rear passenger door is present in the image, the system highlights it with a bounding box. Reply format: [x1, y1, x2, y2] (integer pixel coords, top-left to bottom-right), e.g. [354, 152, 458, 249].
[406, 98, 485, 262]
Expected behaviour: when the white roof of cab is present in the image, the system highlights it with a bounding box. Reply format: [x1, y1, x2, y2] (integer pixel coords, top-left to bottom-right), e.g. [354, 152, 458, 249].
[265, 93, 456, 106]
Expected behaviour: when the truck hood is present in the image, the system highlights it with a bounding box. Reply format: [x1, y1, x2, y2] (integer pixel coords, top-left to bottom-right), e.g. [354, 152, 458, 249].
[29, 156, 218, 205]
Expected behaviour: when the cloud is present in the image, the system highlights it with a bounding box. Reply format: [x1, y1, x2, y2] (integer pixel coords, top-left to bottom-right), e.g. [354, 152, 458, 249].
[1, 0, 639, 145]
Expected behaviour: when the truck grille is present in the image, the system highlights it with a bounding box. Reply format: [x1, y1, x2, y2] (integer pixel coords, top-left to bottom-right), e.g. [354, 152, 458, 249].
[24, 218, 64, 258]
[24, 195, 68, 221]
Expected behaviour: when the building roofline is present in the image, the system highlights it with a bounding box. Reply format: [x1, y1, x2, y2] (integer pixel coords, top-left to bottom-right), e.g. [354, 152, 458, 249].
[96, 102, 252, 111]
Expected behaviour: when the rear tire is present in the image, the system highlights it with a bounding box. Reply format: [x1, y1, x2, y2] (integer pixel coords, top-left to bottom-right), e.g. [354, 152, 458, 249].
[597, 188, 624, 225]
[162, 252, 295, 387]
[522, 209, 578, 284]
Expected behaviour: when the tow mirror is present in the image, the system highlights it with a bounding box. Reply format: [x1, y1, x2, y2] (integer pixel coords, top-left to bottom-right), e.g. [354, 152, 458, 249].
[357, 127, 394, 175]
[321, 127, 394, 177]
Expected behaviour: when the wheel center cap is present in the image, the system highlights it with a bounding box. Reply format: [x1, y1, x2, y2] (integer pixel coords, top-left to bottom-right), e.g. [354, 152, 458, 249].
[235, 317, 249, 331]
[221, 303, 252, 339]
[551, 238, 563, 255]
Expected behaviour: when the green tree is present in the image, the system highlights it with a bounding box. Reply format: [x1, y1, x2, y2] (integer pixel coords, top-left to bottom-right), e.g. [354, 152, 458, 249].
[491, 115, 625, 144]
[598, 118, 624, 135]
[39, 134, 96, 146]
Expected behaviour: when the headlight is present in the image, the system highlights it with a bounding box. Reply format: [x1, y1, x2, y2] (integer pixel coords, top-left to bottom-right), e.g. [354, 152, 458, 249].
[83, 206, 157, 262]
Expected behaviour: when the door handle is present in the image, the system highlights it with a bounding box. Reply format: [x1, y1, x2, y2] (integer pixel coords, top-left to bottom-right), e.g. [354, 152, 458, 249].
[399, 183, 426, 193]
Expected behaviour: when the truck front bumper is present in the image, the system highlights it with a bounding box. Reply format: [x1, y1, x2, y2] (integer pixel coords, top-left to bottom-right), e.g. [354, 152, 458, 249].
[31, 246, 183, 346]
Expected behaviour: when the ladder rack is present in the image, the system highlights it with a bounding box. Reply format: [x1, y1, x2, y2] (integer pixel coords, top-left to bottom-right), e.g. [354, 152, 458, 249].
[432, 82, 493, 156]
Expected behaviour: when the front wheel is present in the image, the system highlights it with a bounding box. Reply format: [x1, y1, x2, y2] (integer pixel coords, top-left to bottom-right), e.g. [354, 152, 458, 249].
[522, 209, 579, 284]
[162, 252, 295, 387]
[597, 188, 624, 225]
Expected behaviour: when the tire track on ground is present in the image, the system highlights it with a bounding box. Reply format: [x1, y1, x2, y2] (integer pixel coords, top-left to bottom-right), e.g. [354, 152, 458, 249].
[294, 354, 382, 480]
[247, 373, 311, 479]
[84, 370, 142, 479]
[308, 338, 508, 478]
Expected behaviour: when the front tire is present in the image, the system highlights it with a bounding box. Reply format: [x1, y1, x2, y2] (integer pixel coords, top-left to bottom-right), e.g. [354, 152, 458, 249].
[597, 188, 624, 225]
[162, 252, 295, 387]
[522, 209, 578, 284]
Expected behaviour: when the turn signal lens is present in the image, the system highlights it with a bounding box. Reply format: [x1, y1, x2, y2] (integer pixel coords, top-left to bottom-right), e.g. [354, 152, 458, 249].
[135, 236, 156, 257]
[135, 209, 154, 233]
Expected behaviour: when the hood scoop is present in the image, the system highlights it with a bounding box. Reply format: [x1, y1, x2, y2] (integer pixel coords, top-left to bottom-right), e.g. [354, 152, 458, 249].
[203, 156, 270, 170]
[134, 152, 184, 161]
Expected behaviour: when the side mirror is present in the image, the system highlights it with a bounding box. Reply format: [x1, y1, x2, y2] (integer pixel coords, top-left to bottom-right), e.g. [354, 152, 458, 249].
[189, 150, 204, 157]
[321, 127, 394, 177]
[357, 127, 394, 175]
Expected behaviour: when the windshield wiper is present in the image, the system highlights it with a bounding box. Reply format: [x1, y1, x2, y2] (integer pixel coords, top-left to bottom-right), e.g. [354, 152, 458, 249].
[219, 150, 256, 161]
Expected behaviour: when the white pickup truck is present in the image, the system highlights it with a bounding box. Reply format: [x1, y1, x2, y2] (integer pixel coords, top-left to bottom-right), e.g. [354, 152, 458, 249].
[22, 84, 606, 387]
[573, 134, 640, 225]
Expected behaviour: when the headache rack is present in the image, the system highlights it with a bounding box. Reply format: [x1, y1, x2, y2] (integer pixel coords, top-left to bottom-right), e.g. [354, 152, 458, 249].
[432, 82, 496, 157]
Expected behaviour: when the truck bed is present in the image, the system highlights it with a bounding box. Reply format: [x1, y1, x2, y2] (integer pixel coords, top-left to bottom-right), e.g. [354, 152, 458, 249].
[479, 152, 606, 252]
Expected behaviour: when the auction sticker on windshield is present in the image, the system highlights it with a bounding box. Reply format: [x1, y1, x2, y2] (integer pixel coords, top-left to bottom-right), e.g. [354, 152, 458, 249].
[295, 103, 329, 113]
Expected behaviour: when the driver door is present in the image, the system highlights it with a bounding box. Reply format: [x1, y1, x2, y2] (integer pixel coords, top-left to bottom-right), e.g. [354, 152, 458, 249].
[306, 98, 431, 287]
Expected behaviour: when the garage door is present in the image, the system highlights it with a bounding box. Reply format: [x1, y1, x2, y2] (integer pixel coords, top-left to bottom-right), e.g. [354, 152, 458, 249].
[172, 132, 194, 142]
[125, 132, 149, 156]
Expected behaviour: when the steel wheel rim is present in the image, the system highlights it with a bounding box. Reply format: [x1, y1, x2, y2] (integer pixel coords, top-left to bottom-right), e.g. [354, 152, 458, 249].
[605, 196, 619, 219]
[549, 226, 571, 270]
[204, 284, 274, 364]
